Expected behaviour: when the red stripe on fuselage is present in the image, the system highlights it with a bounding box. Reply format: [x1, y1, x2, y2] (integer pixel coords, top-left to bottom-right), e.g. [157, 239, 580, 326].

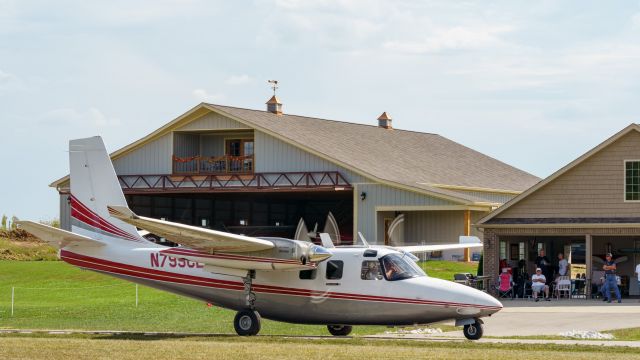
[59, 250, 501, 310]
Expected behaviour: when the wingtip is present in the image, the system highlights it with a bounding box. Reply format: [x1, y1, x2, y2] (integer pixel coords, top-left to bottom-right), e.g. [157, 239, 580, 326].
[107, 205, 138, 219]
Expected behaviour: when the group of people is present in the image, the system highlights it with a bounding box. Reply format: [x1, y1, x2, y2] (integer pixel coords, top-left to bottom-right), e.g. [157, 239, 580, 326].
[506, 250, 634, 303]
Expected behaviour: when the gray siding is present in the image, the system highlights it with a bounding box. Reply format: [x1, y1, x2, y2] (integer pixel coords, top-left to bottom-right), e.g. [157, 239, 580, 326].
[174, 133, 199, 157]
[60, 194, 70, 231]
[356, 183, 459, 244]
[200, 134, 225, 157]
[112, 133, 172, 175]
[254, 130, 366, 183]
[178, 112, 250, 131]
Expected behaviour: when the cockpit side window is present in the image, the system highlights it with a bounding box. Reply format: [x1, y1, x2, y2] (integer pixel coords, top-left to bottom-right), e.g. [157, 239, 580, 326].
[325, 260, 344, 280]
[380, 253, 426, 281]
[361, 260, 382, 280]
[299, 269, 316, 280]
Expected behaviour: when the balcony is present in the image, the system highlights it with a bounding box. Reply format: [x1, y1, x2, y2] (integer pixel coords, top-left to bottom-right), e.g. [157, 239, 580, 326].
[173, 155, 254, 174]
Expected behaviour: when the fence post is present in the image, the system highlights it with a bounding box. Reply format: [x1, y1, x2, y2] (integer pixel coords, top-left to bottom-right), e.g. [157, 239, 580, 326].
[135, 284, 138, 307]
[11, 287, 14, 316]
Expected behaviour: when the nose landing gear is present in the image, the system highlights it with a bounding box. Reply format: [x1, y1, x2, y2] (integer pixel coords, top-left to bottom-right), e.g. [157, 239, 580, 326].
[462, 319, 483, 340]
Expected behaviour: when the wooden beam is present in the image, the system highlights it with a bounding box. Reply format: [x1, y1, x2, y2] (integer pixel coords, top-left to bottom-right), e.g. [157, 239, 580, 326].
[464, 210, 471, 262]
[586, 234, 592, 298]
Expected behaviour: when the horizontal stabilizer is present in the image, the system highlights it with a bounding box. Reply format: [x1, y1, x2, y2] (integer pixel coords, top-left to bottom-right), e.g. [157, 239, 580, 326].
[16, 220, 105, 249]
[108, 205, 274, 253]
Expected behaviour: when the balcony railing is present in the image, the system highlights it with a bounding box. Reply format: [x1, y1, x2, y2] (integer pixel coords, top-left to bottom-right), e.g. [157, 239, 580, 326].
[173, 155, 254, 174]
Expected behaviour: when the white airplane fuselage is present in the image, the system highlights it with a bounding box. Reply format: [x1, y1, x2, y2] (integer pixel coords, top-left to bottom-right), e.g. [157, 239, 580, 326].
[60, 239, 502, 326]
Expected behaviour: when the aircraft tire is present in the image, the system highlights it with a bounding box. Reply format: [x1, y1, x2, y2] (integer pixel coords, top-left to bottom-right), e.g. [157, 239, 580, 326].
[234, 310, 261, 336]
[327, 325, 353, 336]
[463, 320, 483, 340]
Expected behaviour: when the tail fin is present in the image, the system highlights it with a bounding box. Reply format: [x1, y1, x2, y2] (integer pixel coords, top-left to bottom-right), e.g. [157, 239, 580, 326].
[69, 136, 148, 244]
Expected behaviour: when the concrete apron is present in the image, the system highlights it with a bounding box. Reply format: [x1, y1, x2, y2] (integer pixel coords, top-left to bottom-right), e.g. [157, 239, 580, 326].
[435, 299, 640, 337]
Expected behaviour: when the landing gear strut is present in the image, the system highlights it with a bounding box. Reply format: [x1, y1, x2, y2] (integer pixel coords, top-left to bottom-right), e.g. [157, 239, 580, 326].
[462, 319, 483, 340]
[234, 310, 261, 336]
[327, 325, 353, 336]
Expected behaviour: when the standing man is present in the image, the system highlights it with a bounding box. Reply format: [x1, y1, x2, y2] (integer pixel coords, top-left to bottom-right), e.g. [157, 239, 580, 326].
[558, 253, 569, 277]
[602, 253, 622, 303]
[535, 249, 552, 285]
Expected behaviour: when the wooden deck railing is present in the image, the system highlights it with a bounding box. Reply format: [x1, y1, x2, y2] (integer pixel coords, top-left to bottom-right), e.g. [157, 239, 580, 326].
[172, 155, 254, 174]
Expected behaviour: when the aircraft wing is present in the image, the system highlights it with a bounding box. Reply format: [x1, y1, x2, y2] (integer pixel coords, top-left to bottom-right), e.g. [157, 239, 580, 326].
[108, 205, 274, 253]
[396, 236, 483, 254]
[16, 220, 106, 249]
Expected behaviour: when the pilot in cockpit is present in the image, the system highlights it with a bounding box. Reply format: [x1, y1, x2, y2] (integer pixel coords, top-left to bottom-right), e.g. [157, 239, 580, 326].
[385, 262, 400, 280]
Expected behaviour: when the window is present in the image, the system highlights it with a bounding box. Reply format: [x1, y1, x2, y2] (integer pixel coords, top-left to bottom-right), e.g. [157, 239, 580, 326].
[325, 260, 344, 280]
[499, 241, 506, 260]
[299, 269, 316, 280]
[360, 261, 382, 280]
[625, 161, 640, 201]
[380, 254, 426, 281]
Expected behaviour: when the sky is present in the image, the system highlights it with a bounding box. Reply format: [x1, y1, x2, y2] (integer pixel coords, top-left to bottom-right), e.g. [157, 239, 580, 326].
[2, 0, 640, 221]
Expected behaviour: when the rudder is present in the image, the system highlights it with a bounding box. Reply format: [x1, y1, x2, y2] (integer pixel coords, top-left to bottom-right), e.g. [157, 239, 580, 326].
[69, 136, 147, 244]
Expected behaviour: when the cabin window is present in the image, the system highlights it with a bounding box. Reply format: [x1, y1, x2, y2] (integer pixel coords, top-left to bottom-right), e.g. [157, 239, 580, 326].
[360, 260, 382, 280]
[325, 260, 344, 280]
[625, 160, 640, 201]
[299, 269, 316, 280]
[379, 254, 425, 281]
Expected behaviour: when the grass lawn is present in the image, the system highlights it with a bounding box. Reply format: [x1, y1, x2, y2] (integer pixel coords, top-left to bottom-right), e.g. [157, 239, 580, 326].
[0, 260, 464, 335]
[418, 260, 478, 280]
[1, 334, 640, 360]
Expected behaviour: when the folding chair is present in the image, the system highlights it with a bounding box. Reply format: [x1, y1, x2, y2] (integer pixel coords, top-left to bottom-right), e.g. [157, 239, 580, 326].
[555, 276, 571, 299]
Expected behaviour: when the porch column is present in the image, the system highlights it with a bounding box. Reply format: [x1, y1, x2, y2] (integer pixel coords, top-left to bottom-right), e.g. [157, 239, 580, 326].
[585, 234, 592, 297]
[463, 210, 471, 262]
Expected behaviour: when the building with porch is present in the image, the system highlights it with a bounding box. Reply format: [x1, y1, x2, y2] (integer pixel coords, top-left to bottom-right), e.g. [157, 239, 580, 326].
[477, 124, 640, 296]
[50, 97, 539, 260]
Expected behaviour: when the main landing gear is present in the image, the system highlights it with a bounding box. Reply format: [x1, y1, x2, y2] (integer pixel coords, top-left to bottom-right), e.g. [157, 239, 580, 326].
[234, 270, 261, 336]
[234, 310, 262, 336]
[462, 319, 484, 340]
[327, 325, 353, 336]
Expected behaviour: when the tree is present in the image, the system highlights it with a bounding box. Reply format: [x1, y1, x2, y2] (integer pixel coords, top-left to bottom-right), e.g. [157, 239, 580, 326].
[1, 214, 6, 230]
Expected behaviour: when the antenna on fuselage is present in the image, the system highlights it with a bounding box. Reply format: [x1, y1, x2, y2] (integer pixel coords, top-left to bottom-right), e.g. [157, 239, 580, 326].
[357, 232, 370, 248]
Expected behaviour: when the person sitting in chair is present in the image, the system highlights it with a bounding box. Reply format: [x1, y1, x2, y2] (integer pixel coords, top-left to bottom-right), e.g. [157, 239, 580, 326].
[498, 268, 514, 299]
[532, 268, 550, 302]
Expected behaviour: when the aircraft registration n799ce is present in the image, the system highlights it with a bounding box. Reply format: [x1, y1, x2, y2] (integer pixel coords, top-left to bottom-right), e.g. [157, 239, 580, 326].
[17, 136, 502, 340]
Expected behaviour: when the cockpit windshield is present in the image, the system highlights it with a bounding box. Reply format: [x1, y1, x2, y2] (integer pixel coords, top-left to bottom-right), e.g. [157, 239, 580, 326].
[379, 253, 426, 281]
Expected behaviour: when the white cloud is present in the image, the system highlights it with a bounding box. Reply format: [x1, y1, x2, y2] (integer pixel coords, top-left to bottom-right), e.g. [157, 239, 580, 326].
[0, 69, 21, 92]
[225, 74, 252, 85]
[632, 13, 640, 28]
[383, 25, 513, 54]
[41, 107, 121, 128]
[192, 89, 225, 103]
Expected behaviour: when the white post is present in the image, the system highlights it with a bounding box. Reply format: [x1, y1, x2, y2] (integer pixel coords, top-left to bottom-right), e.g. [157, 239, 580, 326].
[11, 287, 14, 316]
[135, 284, 138, 307]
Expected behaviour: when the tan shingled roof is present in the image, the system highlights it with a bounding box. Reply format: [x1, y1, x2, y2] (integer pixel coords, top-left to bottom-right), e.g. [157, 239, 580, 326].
[50, 103, 540, 204]
[207, 104, 540, 197]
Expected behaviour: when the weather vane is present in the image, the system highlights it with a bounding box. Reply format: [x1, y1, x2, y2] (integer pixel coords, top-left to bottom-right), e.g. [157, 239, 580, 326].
[268, 80, 278, 95]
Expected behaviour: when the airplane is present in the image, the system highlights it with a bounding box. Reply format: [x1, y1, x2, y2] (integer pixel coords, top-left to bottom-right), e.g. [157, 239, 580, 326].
[17, 136, 502, 340]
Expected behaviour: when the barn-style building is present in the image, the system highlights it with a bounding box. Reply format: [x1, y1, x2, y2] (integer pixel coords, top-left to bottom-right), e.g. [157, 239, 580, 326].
[50, 97, 539, 260]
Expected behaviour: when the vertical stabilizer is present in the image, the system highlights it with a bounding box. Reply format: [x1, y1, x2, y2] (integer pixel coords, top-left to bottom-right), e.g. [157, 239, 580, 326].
[69, 136, 147, 244]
